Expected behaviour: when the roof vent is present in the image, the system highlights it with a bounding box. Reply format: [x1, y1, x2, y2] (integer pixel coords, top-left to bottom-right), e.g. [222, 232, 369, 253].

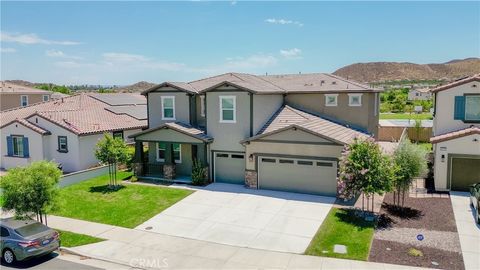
[332, 81, 337, 85]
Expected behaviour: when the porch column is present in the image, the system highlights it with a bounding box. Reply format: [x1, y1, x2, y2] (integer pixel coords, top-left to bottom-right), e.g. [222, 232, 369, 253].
[133, 141, 144, 176]
[163, 143, 176, 179]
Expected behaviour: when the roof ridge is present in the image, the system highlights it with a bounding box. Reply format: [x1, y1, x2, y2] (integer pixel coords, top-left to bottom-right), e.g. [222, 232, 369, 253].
[252, 74, 287, 92]
[323, 73, 373, 90]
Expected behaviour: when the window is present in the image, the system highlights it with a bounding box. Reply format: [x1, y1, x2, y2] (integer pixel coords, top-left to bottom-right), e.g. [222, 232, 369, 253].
[317, 162, 333, 167]
[20, 95, 28, 107]
[325, 94, 338, 106]
[58, 136, 68, 153]
[279, 159, 294, 164]
[156, 143, 181, 163]
[216, 153, 228, 158]
[231, 154, 244, 159]
[11, 136, 24, 157]
[1, 227, 9, 237]
[465, 95, 480, 121]
[219, 96, 236, 123]
[297, 160, 313, 166]
[200, 95, 206, 117]
[348, 94, 362, 106]
[161, 96, 175, 120]
[261, 158, 276, 163]
[113, 131, 124, 140]
[43, 95, 50, 102]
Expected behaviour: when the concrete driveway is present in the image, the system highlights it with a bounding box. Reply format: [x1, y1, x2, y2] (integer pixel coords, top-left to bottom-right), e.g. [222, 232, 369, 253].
[450, 192, 480, 270]
[136, 183, 334, 253]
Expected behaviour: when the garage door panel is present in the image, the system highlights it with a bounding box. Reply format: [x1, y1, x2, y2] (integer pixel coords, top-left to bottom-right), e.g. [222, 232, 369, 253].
[451, 157, 480, 191]
[215, 153, 245, 184]
[259, 157, 337, 196]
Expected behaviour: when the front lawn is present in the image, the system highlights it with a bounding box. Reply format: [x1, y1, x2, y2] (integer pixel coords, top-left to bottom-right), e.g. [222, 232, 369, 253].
[380, 113, 432, 120]
[305, 208, 375, 261]
[57, 229, 105, 247]
[51, 171, 193, 228]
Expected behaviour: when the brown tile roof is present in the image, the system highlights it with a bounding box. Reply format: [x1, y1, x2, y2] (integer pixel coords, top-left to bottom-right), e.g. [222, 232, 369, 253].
[430, 74, 480, 93]
[0, 93, 147, 136]
[143, 72, 380, 95]
[129, 122, 213, 142]
[243, 105, 370, 145]
[0, 82, 52, 94]
[6, 119, 51, 135]
[430, 126, 480, 143]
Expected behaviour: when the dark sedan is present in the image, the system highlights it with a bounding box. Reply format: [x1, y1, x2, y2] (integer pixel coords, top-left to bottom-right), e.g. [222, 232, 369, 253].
[470, 183, 480, 224]
[1, 218, 60, 265]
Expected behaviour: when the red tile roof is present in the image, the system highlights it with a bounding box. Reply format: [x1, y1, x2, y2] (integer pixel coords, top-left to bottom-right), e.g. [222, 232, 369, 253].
[0, 93, 147, 135]
[430, 126, 480, 143]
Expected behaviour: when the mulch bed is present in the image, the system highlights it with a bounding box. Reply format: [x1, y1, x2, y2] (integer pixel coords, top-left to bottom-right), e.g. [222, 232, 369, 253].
[370, 239, 465, 270]
[369, 192, 464, 269]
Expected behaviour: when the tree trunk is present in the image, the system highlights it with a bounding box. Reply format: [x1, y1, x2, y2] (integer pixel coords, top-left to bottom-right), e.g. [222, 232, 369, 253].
[44, 214, 48, 226]
[39, 211, 43, 224]
[372, 194, 375, 214]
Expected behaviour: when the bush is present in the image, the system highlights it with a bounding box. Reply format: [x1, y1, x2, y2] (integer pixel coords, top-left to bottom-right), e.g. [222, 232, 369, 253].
[191, 159, 206, 186]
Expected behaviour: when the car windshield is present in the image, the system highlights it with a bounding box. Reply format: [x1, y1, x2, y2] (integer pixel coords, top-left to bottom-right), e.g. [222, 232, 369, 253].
[14, 223, 49, 237]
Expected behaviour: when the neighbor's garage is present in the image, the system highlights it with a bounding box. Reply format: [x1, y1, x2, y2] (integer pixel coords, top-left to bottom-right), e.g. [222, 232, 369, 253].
[214, 152, 245, 184]
[450, 156, 480, 191]
[258, 156, 338, 196]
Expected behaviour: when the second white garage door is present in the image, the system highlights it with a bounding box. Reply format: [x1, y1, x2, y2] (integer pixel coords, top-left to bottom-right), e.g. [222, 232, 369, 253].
[258, 157, 337, 196]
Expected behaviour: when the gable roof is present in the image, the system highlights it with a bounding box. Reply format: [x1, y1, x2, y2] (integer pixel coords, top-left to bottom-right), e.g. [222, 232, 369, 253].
[129, 122, 213, 142]
[430, 126, 480, 144]
[242, 105, 370, 145]
[0, 93, 147, 136]
[0, 82, 52, 95]
[142, 72, 380, 95]
[430, 74, 480, 93]
[5, 119, 51, 135]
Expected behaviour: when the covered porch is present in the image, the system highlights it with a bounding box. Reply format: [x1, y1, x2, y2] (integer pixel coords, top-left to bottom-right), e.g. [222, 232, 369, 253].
[129, 122, 212, 183]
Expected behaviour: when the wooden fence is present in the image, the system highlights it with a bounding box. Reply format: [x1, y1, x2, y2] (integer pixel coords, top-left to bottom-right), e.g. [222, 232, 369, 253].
[378, 126, 432, 143]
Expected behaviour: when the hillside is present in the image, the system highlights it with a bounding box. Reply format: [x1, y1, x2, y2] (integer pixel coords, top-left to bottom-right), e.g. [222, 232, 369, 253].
[333, 58, 480, 83]
[114, 81, 156, 92]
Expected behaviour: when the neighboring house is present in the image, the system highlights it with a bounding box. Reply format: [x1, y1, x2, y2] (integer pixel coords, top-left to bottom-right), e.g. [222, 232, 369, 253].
[130, 72, 381, 196]
[408, 88, 432, 101]
[430, 74, 480, 191]
[0, 82, 53, 111]
[0, 93, 147, 172]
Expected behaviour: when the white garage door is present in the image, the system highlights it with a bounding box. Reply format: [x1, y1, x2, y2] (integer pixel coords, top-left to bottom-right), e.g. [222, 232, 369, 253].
[214, 152, 245, 185]
[258, 157, 337, 196]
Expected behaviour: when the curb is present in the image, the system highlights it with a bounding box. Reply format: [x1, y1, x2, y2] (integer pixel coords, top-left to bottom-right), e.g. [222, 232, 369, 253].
[59, 247, 145, 269]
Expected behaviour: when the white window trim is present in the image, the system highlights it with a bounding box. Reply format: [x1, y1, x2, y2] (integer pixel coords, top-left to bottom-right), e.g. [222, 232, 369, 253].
[12, 135, 24, 157]
[156, 143, 166, 162]
[464, 95, 480, 121]
[42, 95, 50, 102]
[161, 96, 176, 120]
[325, 94, 338, 106]
[348, 93, 362, 107]
[156, 143, 182, 163]
[200, 95, 206, 117]
[219, 96, 236, 123]
[174, 144, 182, 164]
[20, 95, 28, 107]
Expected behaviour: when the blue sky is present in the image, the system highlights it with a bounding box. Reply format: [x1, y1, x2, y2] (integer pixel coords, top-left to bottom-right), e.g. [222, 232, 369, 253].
[1, 1, 479, 85]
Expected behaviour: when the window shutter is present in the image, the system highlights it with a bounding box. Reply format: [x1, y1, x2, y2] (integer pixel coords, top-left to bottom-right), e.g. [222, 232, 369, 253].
[6, 136, 13, 156]
[454, 96, 465, 120]
[23, 137, 30, 158]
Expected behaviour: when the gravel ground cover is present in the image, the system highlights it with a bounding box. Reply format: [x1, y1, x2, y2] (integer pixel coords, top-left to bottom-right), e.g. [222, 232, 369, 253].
[369, 192, 464, 269]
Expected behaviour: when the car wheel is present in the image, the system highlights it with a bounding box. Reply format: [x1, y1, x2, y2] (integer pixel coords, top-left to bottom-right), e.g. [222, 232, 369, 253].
[2, 249, 16, 265]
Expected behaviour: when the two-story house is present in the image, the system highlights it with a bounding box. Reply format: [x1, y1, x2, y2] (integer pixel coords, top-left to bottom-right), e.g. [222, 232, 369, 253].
[130, 72, 380, 196]
[430, 74, 480, 191]
[0, 82, 53, 111]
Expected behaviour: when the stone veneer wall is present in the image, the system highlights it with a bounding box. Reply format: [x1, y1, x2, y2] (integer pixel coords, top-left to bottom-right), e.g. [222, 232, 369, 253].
[245, 170, 258, 188]
[163, 164, 176, 179]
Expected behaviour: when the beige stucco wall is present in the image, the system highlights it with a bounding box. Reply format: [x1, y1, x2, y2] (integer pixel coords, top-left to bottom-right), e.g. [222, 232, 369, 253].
[196, 95, 206, 128]
[148, 90, 191, 128]
[0, 122, 45, 169]
[0, 93, 51, 111]
[285, 92, 379, 136]
[433, 82, 480, 136]
[252, 94, 283, 135]
[433, 134, 480, 191]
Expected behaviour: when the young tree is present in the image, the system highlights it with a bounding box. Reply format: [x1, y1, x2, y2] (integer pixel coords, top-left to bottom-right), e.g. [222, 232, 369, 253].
[1, 161, 61, 224]
[338, 137, 395, 213]
[392, 139, 428, 208]
[94, 133, 130, 187]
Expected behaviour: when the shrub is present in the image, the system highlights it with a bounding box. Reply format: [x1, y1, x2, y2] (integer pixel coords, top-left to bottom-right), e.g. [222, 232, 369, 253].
[191, 159, 206, 186]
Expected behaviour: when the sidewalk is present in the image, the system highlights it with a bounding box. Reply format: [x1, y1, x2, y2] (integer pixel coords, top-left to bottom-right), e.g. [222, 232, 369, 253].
[47, 215, 428, 270]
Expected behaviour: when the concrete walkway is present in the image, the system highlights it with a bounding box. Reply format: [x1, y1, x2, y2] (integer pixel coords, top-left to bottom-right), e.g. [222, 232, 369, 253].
[450, 192, 480, 270]
[46, 215, 428, 270]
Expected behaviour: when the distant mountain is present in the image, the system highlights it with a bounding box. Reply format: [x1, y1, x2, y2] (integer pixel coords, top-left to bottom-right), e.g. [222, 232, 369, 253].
[333, 58, 480, 83]
[114, 81, 156, 93]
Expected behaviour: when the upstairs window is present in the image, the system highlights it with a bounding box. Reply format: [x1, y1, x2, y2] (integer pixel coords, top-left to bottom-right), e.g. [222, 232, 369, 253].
[43, 95, 50, 102]
[219, 96, 236, 123]
[325, 94, 338, 106]
[58, 136, 68, 153]
[20, 95, 28, 107]
[465, 95, 480, 122]
[161, 96, 175, 120]
[348, 94, 362, 107]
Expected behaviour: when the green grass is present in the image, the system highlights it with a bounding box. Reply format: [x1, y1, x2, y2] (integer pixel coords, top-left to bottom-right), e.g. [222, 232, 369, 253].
[305, 208, 375, 261]
[51, 171, 193, 228]
[57, 229, 105, 247]
[380, 113, 432, 120]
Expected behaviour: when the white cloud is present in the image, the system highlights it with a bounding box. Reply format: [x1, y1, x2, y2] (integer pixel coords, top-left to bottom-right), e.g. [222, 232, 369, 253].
[280, 48, 302, 59]
[224, 54, 278, 69]
[265, 18, 303, 27]
[0, 47, 16, 53]
[230, 1, 237, 5]
[102, 52, 149, 63]
[1, 32, 80, 45]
